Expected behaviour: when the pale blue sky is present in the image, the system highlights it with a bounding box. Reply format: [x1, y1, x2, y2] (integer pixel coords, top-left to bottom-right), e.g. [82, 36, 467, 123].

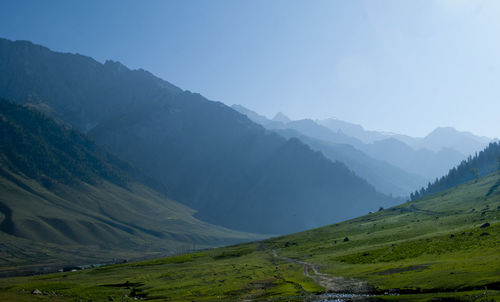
[1, 0, 499, 137]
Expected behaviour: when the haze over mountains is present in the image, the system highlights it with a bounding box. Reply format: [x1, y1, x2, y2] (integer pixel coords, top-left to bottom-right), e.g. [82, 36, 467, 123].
[232, 104, 495, 196]
[0, 37, 497, 265]
[0, 38, 394, 236]
[2, 0, 500, 298]
[0, 36, 499, 299]
[319, 117, 495, 162]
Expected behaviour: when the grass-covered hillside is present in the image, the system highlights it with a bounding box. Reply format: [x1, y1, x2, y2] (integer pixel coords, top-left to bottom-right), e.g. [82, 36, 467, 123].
[412, 142, 500, 201]
[1, 170, 499, 301]
[0, 99, 261, 276]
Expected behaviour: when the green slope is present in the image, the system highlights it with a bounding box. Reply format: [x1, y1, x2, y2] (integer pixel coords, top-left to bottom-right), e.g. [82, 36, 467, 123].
[0, 99, 261, 276]
[1, 171, 499, 301]
[0, 168, 262, 276]
[412, 142, 500, 200]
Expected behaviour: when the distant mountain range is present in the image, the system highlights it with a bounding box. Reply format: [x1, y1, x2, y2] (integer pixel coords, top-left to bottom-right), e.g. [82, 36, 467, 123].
[0, 38, 395, 235]
[317, 117, 494, 154]
[0, 99, 259, 275]
[271, 128, 426, 197]
[232, 105, 495, 195]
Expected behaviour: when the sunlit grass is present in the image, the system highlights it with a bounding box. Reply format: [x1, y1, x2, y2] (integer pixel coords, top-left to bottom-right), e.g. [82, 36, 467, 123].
[1, 172, 499, 301]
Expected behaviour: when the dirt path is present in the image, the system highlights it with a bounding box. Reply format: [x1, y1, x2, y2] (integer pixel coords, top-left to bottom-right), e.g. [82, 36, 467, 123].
[272, 250, 372, 294]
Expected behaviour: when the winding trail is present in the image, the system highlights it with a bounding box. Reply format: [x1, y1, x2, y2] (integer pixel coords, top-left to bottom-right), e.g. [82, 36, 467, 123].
[272, 250, 372, 294]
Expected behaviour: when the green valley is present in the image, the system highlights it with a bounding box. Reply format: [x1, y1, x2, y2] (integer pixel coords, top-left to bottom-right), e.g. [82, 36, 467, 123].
[2, 3, 500, 301]
[1, 169, 498, 301]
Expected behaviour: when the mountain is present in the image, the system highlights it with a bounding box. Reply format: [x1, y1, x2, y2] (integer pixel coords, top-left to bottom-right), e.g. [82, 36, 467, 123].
[233, 106, 362, 146]
[272, 112, 291, 123]
[234, 105, 477, 180]
[318, 118, 494, 157]
[232, 106, 365, 149]
[0, 38, 393, 234]
[317, 117, 389, 143]
[360, 138, 466, 180]
[233, 105, 467, 196]
[412, 127, 493, 155]
[4, 168, 499, 300]
[273, 129, 426, 197]
[288, 122, 482, 180]
[318, 117, 495, 176]
[0, 98, 259, 275]
[274, 119, 365, 147]
[231, 104, 273, 126]
[412, 141, 500, 200]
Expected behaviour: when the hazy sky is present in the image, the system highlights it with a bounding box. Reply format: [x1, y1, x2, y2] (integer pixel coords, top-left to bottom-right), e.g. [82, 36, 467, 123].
[1, 0, 499, 138]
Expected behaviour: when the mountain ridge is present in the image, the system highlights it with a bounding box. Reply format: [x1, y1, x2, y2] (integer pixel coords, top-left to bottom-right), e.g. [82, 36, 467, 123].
[0, 38, 394, 234]
[232, 104, 490, 181]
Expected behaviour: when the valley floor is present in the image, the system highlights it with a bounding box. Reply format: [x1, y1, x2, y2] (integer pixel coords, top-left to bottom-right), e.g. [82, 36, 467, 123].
[0, 173, 499, 301]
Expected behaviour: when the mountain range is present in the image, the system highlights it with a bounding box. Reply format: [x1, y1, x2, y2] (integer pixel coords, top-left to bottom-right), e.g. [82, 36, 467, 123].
[232, 104, 494, 196]
[0, 37, 499, 297]
[0, 38, 394, 235]
[317, 117, 493, 154]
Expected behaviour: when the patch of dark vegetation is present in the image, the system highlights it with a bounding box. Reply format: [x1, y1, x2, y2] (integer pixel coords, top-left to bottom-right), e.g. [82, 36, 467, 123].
[372, 281, 500, 295]
[130, 287, 148, 298]
[101, 280, 143, 288]
[248, 278, 277, 290]
[370, 264, 429, 275]
[480, 222, 490, 228]
[212, 247, 254, 260]
[132, 253, 204, 267]
[485, 179, 500, 197]
[61, 266, 82, 272]
[0, 200, 15, 235]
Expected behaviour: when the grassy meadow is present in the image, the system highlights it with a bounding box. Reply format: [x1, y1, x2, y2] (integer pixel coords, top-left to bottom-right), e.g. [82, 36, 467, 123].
[0, 172, 499, 301]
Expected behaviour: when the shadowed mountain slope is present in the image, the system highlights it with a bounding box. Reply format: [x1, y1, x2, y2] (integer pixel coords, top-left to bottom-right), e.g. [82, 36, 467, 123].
[273, 129, 426, 197]
[0, 38, 393, 234]
[233, 105, 426, 196]
[0, 99, 260, 275]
